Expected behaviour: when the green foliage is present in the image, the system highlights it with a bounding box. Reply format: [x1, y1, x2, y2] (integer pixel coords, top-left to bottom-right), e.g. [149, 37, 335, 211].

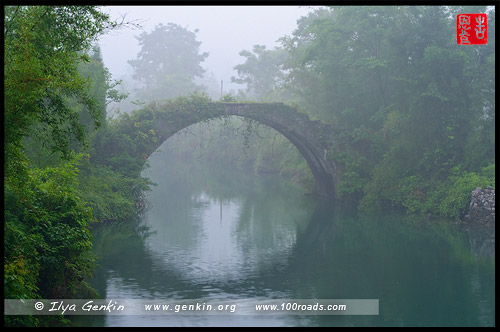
[28, 159, 95, 297]
[78, 162, 155, 222]
[4, 6, 111, 162]
[92, 106, 161, 173]
[220, 93, 238, 102]
[78, 46, 128, 133]
[358, 155, 403, 213]
[360, 163, 495, 219]
[21, 45, 126, 169]
[334, 151, 369, 199]
[435, 164, 495, 219]
[4, 157, 96, 329]
[231, 45, 289, 101]
[274, 6, 495, 218]
[3, 6, 135, 327]
[391, 175, 434, 215]
[83, 100, 166, 223]
[5, 157, 96, 295]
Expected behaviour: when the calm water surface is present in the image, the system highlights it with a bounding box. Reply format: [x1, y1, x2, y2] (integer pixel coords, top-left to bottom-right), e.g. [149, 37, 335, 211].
[74, 153, 495, 327]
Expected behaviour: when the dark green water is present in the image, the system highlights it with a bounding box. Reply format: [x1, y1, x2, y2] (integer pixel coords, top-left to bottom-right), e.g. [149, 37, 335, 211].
[74, 152, 495, 327]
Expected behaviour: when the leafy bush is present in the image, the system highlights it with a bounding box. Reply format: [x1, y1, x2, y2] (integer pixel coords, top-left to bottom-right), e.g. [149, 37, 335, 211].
[361, 163, 495, 220]
[78, 163, 155, 222]
[4, 157, 96, 326]
[436, 164, 495, 219]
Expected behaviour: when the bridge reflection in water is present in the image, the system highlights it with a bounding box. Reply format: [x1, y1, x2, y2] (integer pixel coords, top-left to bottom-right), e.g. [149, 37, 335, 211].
[76, 165, 494, 327]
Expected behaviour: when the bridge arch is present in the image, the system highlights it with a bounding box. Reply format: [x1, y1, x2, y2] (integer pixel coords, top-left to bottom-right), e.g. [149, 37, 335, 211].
[144, 99, 337, 197]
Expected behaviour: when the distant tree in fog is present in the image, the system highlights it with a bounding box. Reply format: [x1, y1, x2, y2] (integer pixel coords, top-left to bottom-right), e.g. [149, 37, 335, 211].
[129, 23, 209, 100]
[232, 44, 288, 101]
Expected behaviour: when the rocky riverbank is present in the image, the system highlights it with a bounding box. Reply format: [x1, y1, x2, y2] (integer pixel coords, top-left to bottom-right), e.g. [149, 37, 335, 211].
[463, 186, 495, 226]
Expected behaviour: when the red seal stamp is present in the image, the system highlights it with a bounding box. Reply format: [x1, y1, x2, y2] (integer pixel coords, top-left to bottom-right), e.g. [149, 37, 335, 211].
[457, 13, 487, 45]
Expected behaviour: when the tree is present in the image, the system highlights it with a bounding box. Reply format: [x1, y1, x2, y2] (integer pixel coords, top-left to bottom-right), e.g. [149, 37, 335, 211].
[128, 23, 209, 101]
[231, 44, 288, 101]
[4, 6, 112, 165]
[4, 6, 124, 326]
[280, 6, 495, 215]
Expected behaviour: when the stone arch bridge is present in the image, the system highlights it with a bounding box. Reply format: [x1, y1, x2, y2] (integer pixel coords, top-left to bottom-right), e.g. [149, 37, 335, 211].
[139, 100, 338, 197]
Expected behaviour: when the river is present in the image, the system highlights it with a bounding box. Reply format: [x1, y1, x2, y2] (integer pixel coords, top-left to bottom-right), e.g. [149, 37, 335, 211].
[73, 146, 495, 327]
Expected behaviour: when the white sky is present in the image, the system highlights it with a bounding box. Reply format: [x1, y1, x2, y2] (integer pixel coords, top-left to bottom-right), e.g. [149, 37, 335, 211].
[98, 6, 314, 93]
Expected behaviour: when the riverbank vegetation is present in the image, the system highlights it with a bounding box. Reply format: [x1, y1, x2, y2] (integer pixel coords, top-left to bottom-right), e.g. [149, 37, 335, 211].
[4, 6, 146, 326]
[227, 6, 495, 219]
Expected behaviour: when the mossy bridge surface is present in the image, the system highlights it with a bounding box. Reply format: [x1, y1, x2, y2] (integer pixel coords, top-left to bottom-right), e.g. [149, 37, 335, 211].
[131, 100, 338, 197]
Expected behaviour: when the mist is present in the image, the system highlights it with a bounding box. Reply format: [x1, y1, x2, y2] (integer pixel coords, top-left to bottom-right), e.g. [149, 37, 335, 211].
[98, 6, 312, 95]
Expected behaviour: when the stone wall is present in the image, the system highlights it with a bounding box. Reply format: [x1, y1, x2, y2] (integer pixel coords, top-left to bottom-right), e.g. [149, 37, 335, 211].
[463, 186, 495, 226]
